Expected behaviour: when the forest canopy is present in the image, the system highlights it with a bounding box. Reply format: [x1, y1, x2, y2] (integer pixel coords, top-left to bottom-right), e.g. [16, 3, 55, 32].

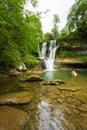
[66, 0, 87, 42]
[0, 0, 43, 68]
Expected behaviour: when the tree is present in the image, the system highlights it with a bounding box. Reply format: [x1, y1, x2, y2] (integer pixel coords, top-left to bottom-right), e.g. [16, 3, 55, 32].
[66, 0, 87, 41]
[23, 13, 43, 55]
[51, 14, 60, 40]
[0, 0, 43, 67]
[0, 0, 25, 67]
[44, 32, 54, 42]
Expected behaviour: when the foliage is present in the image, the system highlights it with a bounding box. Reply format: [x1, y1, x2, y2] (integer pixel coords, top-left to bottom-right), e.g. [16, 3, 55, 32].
[0, 0, 43, 68]
[23, 55, 39, 68]
[43, 32, 54, 42]
[0, 47, 21, 67]
[59, 50, 78, 58]
[59, 0, 87, 48]
[66, 0, 87, 41]
[28, 0, 38, 7]
[23, 13, 43, 55]
[51, 14, 60, 40]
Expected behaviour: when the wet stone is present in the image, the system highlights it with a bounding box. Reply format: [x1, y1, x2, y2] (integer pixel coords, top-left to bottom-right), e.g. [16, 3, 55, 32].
[0, 91, 34, 105]
[80, 112, 87, 118]
[78, 104, 87, 112]
[74, 91, 87, 103]
[21, 75, 43, 82]
[0, 106, 29, 130]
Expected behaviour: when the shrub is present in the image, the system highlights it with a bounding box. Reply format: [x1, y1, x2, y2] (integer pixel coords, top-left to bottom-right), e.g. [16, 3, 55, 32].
[59, 50, 78, 58]
[23, 55, 39, 69]
[0, 49, 21, 68]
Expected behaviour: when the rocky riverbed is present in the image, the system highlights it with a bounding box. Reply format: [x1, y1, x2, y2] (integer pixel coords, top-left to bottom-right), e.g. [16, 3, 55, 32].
[0, 71, 87, 130]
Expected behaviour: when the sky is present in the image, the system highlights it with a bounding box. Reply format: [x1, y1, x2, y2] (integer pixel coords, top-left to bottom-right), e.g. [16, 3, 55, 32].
[25, 0, 75, 33]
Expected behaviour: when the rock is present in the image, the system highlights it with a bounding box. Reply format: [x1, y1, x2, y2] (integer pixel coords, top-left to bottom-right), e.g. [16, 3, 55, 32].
[79, 104, 87, 112]
[9, 68, 20, 76]
[42, 81, 57, 85]
[52, 79, 65, 84]
[0, 106, 29, 130]
[18, 63, 27, 71]
[0, 91, 33, 105]
[71, 70, 77, 77]
[21, 75, 43, 82]
[42, 79, 65, 85]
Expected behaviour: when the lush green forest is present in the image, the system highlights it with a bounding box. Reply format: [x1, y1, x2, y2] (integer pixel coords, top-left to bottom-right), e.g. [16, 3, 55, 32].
[0, 0, 87, 69]
[0, 0, 43, 68]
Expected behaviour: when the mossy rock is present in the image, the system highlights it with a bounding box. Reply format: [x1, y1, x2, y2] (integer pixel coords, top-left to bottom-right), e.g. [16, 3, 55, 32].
[21, 75, 43, 82]
[42, 79, 65, 85]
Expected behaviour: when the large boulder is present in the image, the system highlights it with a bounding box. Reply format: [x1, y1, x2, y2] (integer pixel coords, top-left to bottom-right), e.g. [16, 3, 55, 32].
[0, 91, 33, 105]
[0, 106, 29, 130]
[17, 63, 27, 71]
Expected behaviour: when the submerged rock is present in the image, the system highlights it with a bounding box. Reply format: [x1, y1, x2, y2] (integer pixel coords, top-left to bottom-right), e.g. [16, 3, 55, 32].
[21, 75, 43, 82]
[0, 91, 33, 105]
[0, 106, 29, 130]
[41, 79, 65, 85]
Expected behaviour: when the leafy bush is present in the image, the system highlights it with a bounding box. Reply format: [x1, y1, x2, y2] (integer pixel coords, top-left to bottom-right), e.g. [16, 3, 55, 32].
[59, 50, 78, 58]
[0, 48, 21, 67]
[23, 55, 39, 69]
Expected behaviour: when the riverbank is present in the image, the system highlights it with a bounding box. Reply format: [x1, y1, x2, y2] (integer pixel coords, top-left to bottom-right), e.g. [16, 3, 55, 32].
[0, 57, 87, 76]
[55, 58, 87, 70]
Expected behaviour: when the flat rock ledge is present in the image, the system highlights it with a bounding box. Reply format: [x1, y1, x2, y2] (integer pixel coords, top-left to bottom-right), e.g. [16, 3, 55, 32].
[20, 75, 65, 86]
[21, 75, 43, 82]
[0, 106, 29, 130]
[0, 91, 33, 105]
[41, 79, 65, 85]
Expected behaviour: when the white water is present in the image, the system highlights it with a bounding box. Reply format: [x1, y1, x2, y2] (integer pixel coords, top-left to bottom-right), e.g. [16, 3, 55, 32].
[38, 42, 47, 60]
[45, 40, 58, 70]
[38, 40, 58, 70]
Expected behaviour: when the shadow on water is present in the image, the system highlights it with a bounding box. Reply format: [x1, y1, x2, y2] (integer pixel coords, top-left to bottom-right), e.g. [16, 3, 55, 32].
[0, 70, 87, 130]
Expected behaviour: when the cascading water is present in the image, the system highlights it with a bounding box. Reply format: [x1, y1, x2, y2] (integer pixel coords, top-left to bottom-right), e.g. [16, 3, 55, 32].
[38, 40, 58, 70]
[38, 42, 47, 60]
[45, 40, 58, 70]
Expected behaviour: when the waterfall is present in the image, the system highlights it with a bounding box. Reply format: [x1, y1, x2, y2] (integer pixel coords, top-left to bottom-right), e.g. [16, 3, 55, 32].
[45, 40, 58, 70]
[38, 42, 47, 60]
[38, 40, 58, 70]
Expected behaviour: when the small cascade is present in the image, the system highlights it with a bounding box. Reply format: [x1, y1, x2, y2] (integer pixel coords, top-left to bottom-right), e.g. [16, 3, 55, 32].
[45, 40, 58, 70]
[38, 42, 47, 60]
[38, 40, 58, 70]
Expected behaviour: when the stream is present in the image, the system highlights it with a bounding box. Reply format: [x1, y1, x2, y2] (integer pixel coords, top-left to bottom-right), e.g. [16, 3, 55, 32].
[0, 69, 87, 130]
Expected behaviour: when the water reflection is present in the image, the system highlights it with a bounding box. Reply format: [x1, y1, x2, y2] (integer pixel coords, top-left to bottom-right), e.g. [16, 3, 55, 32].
[43, 70, 57, 81]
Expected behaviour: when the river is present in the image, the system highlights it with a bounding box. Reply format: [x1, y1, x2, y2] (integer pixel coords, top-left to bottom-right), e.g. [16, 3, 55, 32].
[0, 69, 87, 130]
